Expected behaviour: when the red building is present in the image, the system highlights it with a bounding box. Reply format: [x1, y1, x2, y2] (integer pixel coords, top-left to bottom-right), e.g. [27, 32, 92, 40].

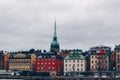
[36, 52, 63, 76]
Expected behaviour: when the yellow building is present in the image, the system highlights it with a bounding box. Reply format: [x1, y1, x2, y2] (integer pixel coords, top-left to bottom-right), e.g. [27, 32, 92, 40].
[8, 53, 36, 71]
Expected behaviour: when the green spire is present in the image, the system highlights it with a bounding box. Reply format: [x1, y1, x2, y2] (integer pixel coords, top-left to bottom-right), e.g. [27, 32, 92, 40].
[53, 20, 57, 41]
[50, 20, 60, 52]
[54, 20, 57, 37]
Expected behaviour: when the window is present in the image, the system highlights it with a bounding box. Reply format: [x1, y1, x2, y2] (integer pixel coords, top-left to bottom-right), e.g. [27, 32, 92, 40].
[95, 60, 97, 63]
[77, 64, 79, 67]
[66, 60, 67, 63]
[92, 56, 94, 58]
[48, 67, 50, 69]
[81, 60, 83, 63]
[77, 60, 79, 62]
[37, 67, 39, 69]
[52, 59, 54, 61]
[96, 56, 98, 58]
[69, 64, 71, 67]
[105, 60, 107, 63]
[52, 67, 54, 70]
[73, 64, 75, 67]
[118, 65, 120, 69]
[81, 68, 83, 71]
[105, 65, 107, 68]
[92, 60, 94, 63]
[69, 60, 71, 62]
[73, 60, 75, 62]
[92, 65, 94, 68]
[66, 64, 67, 67]
[118, 59, 120, 63]
[77, 69, 79, 71]
[81, 64, 83, 67]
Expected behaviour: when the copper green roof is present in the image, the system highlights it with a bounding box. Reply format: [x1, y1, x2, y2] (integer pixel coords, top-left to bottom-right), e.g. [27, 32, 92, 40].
[115, 44, 120, 50]
[64, 50, 86, 60]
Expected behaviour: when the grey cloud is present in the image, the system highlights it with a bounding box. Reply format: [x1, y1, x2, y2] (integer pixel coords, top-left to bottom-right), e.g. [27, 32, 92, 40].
[0, 0, 120, 51]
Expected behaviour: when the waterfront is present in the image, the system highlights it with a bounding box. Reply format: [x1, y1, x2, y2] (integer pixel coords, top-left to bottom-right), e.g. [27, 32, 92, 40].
[0, 76, 120, 80]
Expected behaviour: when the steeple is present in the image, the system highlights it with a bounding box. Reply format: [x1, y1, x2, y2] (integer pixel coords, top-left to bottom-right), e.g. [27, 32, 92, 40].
[54, 20, 57, 37]
[50, 20, 60, 52]
[53, 20, 57, 41]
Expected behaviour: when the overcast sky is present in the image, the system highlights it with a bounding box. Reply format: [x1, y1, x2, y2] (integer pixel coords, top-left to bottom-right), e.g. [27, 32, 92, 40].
[0, 0, 120, 51]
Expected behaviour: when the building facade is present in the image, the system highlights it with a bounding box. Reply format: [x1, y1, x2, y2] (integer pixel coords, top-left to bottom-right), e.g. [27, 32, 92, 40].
[4, 52, 10, 70]
[115, 45, 120, 71]
[64, 50, 86, 76]
[111, 51, 116, 71]
[0, 51, 4, 70]
[36, 52, 63, 76]
[8, 53, 36, 71]
[90, 45, 111, 72]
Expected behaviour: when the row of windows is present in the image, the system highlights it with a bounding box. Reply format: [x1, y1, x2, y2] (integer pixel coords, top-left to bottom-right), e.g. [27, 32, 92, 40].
[91, 65, 107, 69]
[65, 60, 84, 63]
[9, 63, 30, 66]
[10, 66, 30, 69]
[37, 62, 54, 65]
[37, 59, 55, 61]
[65, 64, 83, 67]
[65, 68, 84, 71]
[91, 55, 107, 59]
[9, 59, 30, 62]
[38, 56, 56, 58]
[91, 60, 107, 64]
[37, 67, 55, 70]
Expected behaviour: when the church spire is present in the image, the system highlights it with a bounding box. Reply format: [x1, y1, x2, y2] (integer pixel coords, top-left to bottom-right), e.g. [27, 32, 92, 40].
[53, 20, 57, 41]
[54, 19, 57, 37]
[50, 20, 60, 52]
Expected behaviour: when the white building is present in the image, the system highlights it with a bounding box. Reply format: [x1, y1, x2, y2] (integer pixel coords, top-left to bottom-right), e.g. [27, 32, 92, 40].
[64, 50, 86, 76]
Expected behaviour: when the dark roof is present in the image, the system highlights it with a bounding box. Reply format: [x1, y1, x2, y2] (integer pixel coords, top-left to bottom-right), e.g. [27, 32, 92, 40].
[37, 52, 63, 59]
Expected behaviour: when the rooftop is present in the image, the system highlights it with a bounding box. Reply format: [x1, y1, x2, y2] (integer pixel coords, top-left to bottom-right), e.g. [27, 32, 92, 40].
[64, 49, 86, 60]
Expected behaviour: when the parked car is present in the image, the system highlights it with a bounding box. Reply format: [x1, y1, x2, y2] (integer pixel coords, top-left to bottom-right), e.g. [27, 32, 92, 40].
[78, 74, 84, 77]
[94, 73, 100, 78]
[116, 73, 120, 78]
[101, 73, 107, 78]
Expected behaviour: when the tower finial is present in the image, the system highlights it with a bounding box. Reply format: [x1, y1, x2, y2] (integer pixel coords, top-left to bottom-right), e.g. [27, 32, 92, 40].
[54, 19, 57, 37]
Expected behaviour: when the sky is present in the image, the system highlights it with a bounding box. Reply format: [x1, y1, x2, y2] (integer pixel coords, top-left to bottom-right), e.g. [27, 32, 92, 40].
[0, 0, 120, 51]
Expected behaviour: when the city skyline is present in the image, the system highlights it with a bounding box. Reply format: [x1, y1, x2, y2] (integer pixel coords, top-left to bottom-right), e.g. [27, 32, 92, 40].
[0, 0, 120, 51]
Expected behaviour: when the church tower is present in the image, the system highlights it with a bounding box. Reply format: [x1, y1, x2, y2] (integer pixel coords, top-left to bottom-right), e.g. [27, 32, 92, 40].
[50, 20, 60, 52]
